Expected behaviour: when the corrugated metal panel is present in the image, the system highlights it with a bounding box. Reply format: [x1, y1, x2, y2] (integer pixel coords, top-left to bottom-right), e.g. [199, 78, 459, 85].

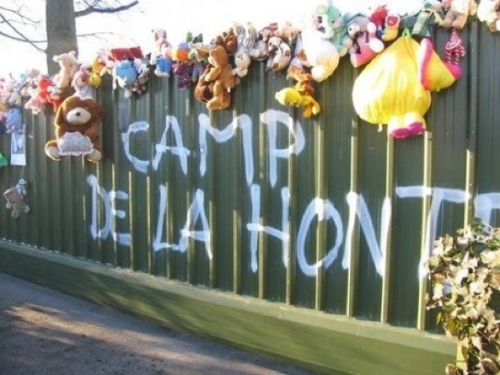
[1, 22, 497, 335]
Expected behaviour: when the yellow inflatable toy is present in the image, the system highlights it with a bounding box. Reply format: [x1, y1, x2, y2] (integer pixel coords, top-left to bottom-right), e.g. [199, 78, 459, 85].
[352, 32, 432, 139]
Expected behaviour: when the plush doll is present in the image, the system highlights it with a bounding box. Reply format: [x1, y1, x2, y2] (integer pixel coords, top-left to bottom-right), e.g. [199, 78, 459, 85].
[313, 1, 341, 40]
[231, 22, 258, 79]
[347, 14, 385, 68]
[36, 76, 59, 112]
[381, 13, 401, 42]
[130, 58, 150, 95]
[109, 46, 143, 62]
[188, 48, 209, 82]
[273, 21, 301, 45]
[410, 0, 444, 38]
[112, 60, 138, 98]
[71, 67, 94, 98]
[440, 0, 478, 29]
[45, 95, 104, 162]
[212, 27, 239, 55]
[265, 36, 292, 72]
[286, 34, 309, 82]
[201, 45, 239, 110]
[275, 87, 321, 118]
[328, 12, 354, 57]
[11, 69, 40, 98]
[352, 33, 432, 139]
[248, 23, 277, 61]
[150, 28, 171, 65]
[154, 56, 173, 78]
[477, 0, 500, 32]
[5, 106, 24, 134]
[172, 42, 194, 89]
[6, 89, 22, 107]
[84, 55, 107, 88]
[443, 28, 466, 78]
[194, 64, 213, 104]
[50, 51, 79, 99]
[188, 34, 212, 81]
[292, 26, 340, 82]
[3, 179, 30, 218]
[234, 22, 258, 52]
[24, 86, 46, 115]
[232, 51, 251, 78]
[369, 5, 389, 39]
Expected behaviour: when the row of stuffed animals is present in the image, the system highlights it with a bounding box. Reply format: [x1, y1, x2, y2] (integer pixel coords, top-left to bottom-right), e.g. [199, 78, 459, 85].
[1, 0, 500, 142]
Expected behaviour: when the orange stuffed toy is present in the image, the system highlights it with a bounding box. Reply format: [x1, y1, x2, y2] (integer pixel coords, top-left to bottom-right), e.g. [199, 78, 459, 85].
[45, 95, 104, 162]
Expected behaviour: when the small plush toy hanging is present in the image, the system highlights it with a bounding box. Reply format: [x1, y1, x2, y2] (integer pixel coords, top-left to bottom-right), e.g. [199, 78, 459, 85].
[3, 178, 30, 218]
[440, 0, 478, 29]
[443, 28, 466, 79]
[352, 31, 431, 139]
[45, 95, 104, 162]
[477, 0, 500, 32]
[275, 73, 320, 118]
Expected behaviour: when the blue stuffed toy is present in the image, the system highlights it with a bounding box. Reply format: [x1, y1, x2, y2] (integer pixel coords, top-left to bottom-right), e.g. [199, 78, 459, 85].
[154, 56, 173, 78]
[112, 60, 138, 98]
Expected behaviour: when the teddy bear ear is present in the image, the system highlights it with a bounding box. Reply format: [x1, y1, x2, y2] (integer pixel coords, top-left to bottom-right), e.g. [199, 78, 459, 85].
[54, 98, 68, 124]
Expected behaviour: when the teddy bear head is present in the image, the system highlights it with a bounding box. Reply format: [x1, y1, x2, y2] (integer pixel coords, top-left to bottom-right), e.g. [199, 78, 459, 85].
[213, 28, 238, 55]
[233, 51, 251, 71]
[208, 46, 229, 67]
[54, 96, 102, 132]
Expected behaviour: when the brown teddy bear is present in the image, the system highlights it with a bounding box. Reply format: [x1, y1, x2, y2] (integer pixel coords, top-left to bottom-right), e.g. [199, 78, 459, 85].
[441, 0, 478, 29]
[198, 45, 239, 110]
[45, 95, 103, 163]
[3, 179, 30, 218]
[212, 28, 238, 55]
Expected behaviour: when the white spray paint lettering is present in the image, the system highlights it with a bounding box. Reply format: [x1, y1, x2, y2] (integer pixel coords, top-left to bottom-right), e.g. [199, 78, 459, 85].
[87, 175, 131, 246]
[93, 110, 500, 278]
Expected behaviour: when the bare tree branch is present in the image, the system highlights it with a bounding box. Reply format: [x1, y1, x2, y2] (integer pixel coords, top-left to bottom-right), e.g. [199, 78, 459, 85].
[75, 0, 138, 17]
[0, 13, 44, 52]
[0, 5, 39, 24]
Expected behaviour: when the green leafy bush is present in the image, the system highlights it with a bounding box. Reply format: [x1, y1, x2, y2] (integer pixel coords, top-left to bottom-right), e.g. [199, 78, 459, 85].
[425, 218, 500, 374]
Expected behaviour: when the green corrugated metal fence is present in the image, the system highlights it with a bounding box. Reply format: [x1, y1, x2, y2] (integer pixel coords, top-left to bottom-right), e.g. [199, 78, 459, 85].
[1, 22, 498, 373]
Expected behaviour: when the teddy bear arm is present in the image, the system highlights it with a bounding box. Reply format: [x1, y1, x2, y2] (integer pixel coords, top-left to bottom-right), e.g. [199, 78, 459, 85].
[204, 66, 222, 82]
[81, 123, 99, 142]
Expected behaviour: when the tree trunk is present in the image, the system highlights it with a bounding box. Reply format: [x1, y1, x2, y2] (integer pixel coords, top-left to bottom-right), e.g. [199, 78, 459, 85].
[45, 0, 78, 75]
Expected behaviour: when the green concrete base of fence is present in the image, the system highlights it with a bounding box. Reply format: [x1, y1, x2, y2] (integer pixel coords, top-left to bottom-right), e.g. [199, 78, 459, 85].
[0, 241, 455, 375]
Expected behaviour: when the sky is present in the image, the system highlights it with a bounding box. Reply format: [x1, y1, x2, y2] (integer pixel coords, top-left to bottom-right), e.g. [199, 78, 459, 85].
[1, 0, 423, 77]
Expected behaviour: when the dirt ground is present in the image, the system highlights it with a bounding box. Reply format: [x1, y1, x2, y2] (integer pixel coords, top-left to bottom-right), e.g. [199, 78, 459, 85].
[0, 272, 316, 375]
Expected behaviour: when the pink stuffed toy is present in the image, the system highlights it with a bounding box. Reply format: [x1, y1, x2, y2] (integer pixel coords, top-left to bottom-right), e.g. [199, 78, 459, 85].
[347, 15, 385, 68]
